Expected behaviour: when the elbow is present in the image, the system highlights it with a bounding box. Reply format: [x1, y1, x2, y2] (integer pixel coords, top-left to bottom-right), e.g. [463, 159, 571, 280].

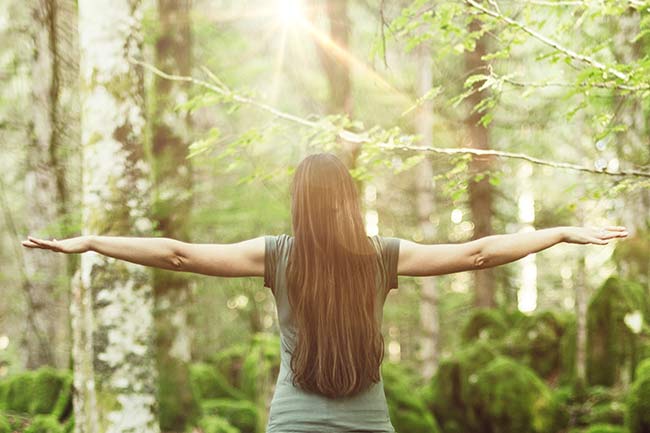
[169, 253, 186, 271]
[473, 252, 488, 270]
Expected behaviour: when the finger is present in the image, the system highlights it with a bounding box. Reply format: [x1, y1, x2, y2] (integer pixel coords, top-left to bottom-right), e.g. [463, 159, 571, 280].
[22, 240, 42, 248]
[604, 226, 627, 231]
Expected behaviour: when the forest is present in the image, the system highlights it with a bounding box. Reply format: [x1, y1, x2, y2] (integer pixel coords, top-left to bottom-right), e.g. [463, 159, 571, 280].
[1, 0, 649, 432]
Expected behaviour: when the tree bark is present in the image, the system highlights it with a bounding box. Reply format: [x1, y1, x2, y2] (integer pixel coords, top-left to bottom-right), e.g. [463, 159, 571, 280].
[151, 0, 196, 430]
[464, 9, 496, 308]
[23, 0, 70, 370]
[414, 42, 439, 379]
[73, 1, 160, 431]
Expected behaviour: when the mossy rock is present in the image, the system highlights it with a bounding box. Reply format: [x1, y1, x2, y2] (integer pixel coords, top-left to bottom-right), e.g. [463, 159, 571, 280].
[24, 414, 64, 433]
[584, 424, 629, 433]
[467, 356, 564, 433]
[428, 341, 498, 433]
[584, 401, 627, 426]
[461, 308, 510, 343]
[30, 368, 72, 419]
[626, 372, 650, 433]
[189, 363, 248, 402]
[587, 276, 650, 387]
[197, 415, 240, 433]
[382, 362, 440, 433]
[201, 399, 258, 433]
[0, 414, 10, 433]
[0, 368, 72, 419]
[502, 310, 573, 381]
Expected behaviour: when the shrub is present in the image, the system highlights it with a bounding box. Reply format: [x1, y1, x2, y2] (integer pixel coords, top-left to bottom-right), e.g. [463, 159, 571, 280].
[200, 399, 258, 433]
[197, 415, 240, 433]
[381, 362, 440, 433]
[24, 415, 64, 433]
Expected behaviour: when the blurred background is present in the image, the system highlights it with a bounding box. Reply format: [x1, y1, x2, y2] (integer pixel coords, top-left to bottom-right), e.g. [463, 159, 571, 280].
[0, 0, 649, 432]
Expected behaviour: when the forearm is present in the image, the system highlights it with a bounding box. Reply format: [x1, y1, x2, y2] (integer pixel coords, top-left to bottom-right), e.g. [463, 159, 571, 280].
[473, 227, 566, 269]
[88, 235, 184, 271]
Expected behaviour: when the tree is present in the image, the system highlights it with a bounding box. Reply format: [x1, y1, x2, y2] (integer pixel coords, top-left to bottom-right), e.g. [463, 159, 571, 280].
[23, 0, 69, 369]
[151, 0, 196, 430]
[72, 0, 159, 431]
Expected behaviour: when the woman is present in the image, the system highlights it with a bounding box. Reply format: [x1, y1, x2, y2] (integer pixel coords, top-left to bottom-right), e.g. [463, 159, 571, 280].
[22, 152, 628, 432]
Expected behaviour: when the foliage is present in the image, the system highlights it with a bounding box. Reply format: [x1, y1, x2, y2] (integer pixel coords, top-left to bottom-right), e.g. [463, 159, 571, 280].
[200, 399, 258, 433]
[381, 362, 440, 433]
[626, 357, 650, 433]
[587, 276, 650, 387]
[0, 367, 71, 421]
[196, 414, 240, 433]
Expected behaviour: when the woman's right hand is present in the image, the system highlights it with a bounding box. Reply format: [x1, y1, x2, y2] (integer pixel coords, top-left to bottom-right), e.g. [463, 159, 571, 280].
[562, 226, 628, 245]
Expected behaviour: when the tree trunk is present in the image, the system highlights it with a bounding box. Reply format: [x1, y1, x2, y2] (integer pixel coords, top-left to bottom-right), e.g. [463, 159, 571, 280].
[414, 42, 439, 379]
[151, 0, 196, 430]
[23, 0, 69, 370]
[464, 10, 496, 308]
[73, 1, 160, 431]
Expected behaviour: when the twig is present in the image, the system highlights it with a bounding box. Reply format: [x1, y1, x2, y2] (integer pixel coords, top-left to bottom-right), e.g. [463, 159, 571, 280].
[377, 143, 650, 178]
[464, 0, 631, 82]
[130, 58, 650, 179]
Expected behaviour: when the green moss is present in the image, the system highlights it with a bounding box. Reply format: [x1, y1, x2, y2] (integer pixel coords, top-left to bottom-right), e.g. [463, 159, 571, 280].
[587, 276, 650, 387]
[467, 357, 563, 433]
[24, 415, 64, 433]
[634, 358, 650, 380]
[197, 415, 240, 433]
[382, 362, 440, 433]
[428, 341, 498, 433]
[626, 372, 650, 433]
[189, 363, 247, 402]
[30, 368, 72, 419]
[200, 399, 258, 433]
[461, 308, 509, 343]
[0, 414, 9, 433]
[502, 310, 572, 380]
[0, 379, 9, 411]
[6, 371, 36, 413]
[584, 424, 629, 433]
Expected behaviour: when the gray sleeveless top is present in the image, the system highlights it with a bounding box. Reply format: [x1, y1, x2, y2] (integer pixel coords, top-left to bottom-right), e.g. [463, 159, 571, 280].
[263, 234, 401, 433]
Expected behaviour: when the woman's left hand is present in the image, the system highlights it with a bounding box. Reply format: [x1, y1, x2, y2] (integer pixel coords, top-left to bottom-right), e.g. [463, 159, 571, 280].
[22, 235, 92, 254]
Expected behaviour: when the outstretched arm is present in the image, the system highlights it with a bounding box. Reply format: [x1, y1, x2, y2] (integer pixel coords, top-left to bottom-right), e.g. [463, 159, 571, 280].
[21, 235, 266, 277]
[398, 225, 628, 277]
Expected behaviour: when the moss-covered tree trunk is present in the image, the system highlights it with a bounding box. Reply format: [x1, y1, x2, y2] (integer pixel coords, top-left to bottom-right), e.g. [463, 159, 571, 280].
[72, 1, 160, 432]
[23, 0, 70, 370]
[414, 41, 439, 379]
[464, 10, 496, 308]
[151, 0, 196, 430]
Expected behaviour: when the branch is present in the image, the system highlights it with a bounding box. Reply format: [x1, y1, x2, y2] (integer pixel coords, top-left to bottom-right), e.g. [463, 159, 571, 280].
[464, 0, 631, 82]
[130, 58, 650, 179]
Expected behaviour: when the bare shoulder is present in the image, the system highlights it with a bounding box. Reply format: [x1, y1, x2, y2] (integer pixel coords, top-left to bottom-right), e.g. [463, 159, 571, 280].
[396, 238, 482, 277]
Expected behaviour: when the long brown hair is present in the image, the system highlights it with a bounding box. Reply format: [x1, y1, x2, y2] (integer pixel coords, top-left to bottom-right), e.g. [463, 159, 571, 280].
[286, 152, 385, 398]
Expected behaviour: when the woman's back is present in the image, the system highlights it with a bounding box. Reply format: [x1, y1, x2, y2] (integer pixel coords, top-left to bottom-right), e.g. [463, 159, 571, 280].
[263, 233, 400, 432]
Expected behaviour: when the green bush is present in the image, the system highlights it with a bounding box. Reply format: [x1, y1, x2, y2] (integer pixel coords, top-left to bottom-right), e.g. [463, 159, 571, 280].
[587, 276, 650, 387]
[24, 415, 64, 433]
[240, 333, 280, 401]
[201, 399, 258, 433]
[197, 415, 240, 433]
[189, 363, 247, 402]
[634, 358, 650, 380]
[381, 362, 440, 433]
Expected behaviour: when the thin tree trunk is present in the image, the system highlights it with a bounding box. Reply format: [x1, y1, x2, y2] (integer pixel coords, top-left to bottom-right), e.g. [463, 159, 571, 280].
[73, 1, 159, 431]
[151, 0, 196, 430]
[464, 9, 496, 308]
[414, 42, 439, 379]
[23, 0, 69, 369]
